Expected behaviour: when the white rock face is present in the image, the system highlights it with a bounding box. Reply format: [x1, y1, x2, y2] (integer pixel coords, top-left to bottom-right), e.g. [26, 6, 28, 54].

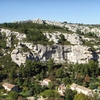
[1, 29, 11, 36]
[11, 49, 26, 66]
[1, 29, 12, 47]
[44, 32, 82, 45]
[0, 28, 26, 48]
[67, 45, 93, 64]
[32, 18, 44, 24]
[22, 42, 33, 50]
[44, 32, 60, 44]
[0, 28, 97, 66]
[10, 43, 95, 66]
[65, 33, 82, 45]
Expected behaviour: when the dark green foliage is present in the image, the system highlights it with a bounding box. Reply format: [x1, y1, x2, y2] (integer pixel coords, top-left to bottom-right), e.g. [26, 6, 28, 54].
[74, 93, 90, 100]
[0, 22, 66, 34]
[41, 90, 60, 98]
[8, 91, 18, 100]
[62, 77, 71, 85]
[26, 30, 47, 44]
[46, 97, 64, 100]
[59, 33, 71, 45]
[20, 60, 46, 77]
[65, 88, 76, 100]
[47, 58, 54, 74]
[89, 83, 98, 89]
[76, 29, 84, 35]
[85, 32, 97, 38]
[0, 33, 6, 48]
[8, 69, 16, 83]
[76, 77, 83, 85]
[76, 29, 97, 38]
[56, 68, 64, 78]
[88, 60, 98, 74]
[0, 54, 18, 82]
[48, 82, 55, 90]
[32, 82, 43, 95]
[60, 34, 66, 41]
[11, 34, 18, 46]
[74, 60, 98, 77]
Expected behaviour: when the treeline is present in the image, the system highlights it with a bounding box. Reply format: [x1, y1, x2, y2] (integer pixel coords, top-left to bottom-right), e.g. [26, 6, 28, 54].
[0, 22, 64, 33]
[0, 55, 99, 89]
[0, 22, 67, 45]
[0, 33, 6, 49]
[0, 53, 100, 99]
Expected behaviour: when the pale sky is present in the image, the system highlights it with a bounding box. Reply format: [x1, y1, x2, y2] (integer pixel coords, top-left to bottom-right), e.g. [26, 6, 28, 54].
[0, 0, 100, 24]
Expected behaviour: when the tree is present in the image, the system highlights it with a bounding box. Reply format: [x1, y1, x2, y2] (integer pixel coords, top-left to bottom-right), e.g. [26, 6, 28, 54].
[56, 68, 63, 78]
[21, 26, 28, 33]
[60, 34, 66, 41]
[65, 88, 76, 100]
[17, 78, 22, 86]
[76, 77, 83, 85]
[9, 69, 16, 83]
[67, 64, 73, 74]
[36, 74, 41, 80]
[8, 91, 18, 100]
[80, 63, 88, 76]
[41, 90, 60, 98]
[48, 82, 55, 90]
[40, 70, 45, 79]
[88, 60, 98, 76]
[89, 83, 98, 89]
[76, 29, 84, 35]
[23, 78, 29, 86]
[33, 82, 42, 95]
[74, 93, 89, 100]
[28, 89, 33, 96]
[47, 59, 54, 74]
[62, 77, 71, 85]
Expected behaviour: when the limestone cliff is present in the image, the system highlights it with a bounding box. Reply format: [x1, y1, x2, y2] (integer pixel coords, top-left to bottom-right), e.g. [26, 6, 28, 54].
[0, 19, 100, 66]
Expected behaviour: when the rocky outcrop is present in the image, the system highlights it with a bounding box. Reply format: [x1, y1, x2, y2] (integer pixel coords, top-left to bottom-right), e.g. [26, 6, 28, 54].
[1, 29, 11, 47]
[65, 33, 83, 45]
[11, 44, 95, 66]
[44, 32, 82, 45]
[0, 28, 26, 48]
[1, 19, 100, 66]
[11, 49, 26, 66]
[67, 45, 93, 64]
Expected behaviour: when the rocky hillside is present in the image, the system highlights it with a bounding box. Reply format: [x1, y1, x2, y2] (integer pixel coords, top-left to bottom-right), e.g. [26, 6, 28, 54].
[0, 19, 100, 66]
